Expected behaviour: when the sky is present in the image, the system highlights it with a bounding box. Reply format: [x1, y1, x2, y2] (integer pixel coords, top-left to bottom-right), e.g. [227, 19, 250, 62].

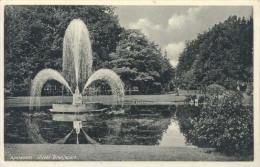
[115, 6, 252, 67]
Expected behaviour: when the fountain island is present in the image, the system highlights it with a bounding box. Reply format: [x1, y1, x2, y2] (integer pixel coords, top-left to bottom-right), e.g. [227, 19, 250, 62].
[30, 19, 125, 113]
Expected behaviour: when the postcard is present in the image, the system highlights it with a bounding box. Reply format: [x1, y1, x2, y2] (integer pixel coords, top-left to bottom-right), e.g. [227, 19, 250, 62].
[0, 0, 259, 167]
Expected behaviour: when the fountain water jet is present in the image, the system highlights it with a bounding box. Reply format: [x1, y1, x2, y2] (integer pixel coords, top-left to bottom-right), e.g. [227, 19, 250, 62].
[63, 19, 92, 92]
[30, 18, 125, 111]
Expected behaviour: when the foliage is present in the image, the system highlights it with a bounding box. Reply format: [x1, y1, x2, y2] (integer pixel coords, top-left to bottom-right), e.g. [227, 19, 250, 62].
[197, 95, 206, 103]
[176, 16, 253, 90]
[206, 84, 226, 97]
[105, 29, 175, 94]
[188, 91, 253, 156]
[5, 6, 175, 96]
[4, 6, 122, 96]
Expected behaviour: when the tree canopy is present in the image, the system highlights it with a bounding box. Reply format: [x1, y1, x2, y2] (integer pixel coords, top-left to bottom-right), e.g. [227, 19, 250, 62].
[4, 6, 122, 95]
[104, 29, 174, 94]
[176, 16, 253, 90]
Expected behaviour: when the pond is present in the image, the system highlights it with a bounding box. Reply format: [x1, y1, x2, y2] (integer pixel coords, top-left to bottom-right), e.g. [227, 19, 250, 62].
[4, 105, 200, 147]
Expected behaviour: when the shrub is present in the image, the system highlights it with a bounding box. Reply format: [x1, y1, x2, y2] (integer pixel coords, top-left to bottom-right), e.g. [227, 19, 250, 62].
[188, 91, 253, 156]
[206, 84, 226, 97]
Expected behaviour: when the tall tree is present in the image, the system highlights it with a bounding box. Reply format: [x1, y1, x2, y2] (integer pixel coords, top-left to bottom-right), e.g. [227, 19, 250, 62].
[176, 16, 253, 90]
[106, 29, 174, 94]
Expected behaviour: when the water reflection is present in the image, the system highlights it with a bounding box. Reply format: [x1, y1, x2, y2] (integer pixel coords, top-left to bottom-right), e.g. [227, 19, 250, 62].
[159, 119, 187, 147]
[175, 105, 202, 147]
[4, 105, 198, 146]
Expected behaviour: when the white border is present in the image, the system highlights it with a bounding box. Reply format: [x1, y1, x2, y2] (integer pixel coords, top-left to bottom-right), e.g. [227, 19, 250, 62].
[0, 1, 259, 167]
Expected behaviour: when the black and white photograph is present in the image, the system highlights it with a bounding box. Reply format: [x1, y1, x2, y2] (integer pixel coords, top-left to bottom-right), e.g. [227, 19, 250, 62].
[0, 0, 259, 166]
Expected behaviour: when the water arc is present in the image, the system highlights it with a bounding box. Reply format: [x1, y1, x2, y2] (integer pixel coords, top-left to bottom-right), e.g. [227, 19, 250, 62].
[30, 69, 72, 108]
[83, 69, 125, 103]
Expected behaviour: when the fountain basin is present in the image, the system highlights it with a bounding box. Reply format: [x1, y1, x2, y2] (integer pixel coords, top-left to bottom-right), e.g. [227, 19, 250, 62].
[50, 103, 108, 113]
[52, 113, 100, 121]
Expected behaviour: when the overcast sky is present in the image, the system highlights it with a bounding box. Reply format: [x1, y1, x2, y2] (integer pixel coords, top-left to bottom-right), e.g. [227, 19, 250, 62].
[115, 6, 252, 67]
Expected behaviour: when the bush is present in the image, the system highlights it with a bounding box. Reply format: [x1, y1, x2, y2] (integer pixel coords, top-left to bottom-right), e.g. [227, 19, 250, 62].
[206, 84, 226, 97]
[188, 91, 253, 156]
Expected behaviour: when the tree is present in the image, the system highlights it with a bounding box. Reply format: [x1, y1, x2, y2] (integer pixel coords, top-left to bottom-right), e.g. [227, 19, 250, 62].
[106, 29, 174, 94]
[176, 16, 253, 90]
[4, 6, 122, 96]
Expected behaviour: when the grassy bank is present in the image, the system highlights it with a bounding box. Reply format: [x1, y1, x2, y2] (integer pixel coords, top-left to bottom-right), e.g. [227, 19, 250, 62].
[5, 144, 246, 161]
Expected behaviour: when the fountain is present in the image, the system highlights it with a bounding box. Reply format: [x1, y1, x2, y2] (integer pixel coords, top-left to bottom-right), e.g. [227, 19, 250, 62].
[30, 19, 125, 113]
[29, 18, 125, 144]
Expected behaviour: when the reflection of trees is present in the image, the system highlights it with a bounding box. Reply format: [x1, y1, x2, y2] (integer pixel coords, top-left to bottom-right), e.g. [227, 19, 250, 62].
[39, 121, 73, 143]
[5, 107, 36, 143]
[82, 105, 173, 145]
[115, 117, 171, 145]
[7, 108, 76, 144]
[24, 107, 73, 144]
[175, 105, 201, 146]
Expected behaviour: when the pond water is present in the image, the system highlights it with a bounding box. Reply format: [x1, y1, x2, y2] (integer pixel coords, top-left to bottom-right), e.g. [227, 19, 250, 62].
[4, 105, 200, 146]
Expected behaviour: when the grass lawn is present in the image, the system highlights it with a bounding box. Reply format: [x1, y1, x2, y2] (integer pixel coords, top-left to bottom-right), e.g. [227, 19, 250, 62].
[5, 144, 248, 161]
